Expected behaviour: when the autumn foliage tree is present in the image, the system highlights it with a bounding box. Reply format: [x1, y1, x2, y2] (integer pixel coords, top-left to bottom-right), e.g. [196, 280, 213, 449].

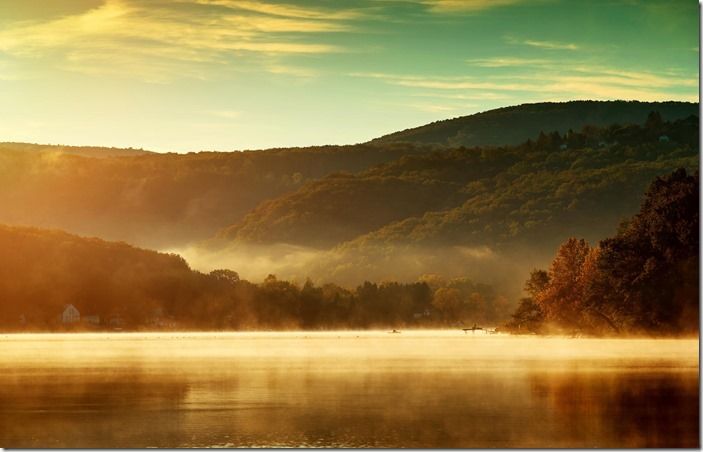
[506, 168, 699, 336]
[535, 238, 591, 330]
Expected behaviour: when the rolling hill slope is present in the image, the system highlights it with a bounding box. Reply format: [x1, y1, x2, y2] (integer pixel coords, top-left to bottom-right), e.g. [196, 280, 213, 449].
[1, 99, 698, 282]
[220, 113, 699, 252]
[371, 100, 698, 147]
[0, 142, 429, 248]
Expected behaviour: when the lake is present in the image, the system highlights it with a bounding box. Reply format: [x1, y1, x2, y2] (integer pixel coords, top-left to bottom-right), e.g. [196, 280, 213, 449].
[0, 331, 698, 448]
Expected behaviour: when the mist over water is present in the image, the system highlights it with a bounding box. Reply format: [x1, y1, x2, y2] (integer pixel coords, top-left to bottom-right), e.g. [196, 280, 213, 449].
[0, 331, 697, 448]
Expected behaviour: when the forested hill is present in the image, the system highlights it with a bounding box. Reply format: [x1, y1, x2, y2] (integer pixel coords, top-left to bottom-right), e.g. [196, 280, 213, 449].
[371, 101, 698, 147]
[0, 224, 511, 331]
[0, 100, 698, 258]
[222, 113, 699, 251]
[0, 142, 429, 248]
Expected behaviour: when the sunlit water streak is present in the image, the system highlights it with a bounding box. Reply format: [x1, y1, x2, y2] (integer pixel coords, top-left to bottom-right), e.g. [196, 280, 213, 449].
[0, 331, 698, 448]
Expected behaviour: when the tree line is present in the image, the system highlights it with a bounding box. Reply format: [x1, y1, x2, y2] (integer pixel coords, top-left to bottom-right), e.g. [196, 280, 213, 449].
[0, 225, 511, 331]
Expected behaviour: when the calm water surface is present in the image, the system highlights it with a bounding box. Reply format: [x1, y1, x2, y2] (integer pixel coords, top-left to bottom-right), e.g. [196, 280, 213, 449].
[0, 331, 698, 448]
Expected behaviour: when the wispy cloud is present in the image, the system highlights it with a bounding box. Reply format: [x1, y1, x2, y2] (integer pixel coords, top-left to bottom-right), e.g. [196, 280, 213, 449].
[350, 72, 534, 91]
[422, 0, 527, 13]
[410, 91, 509, 100]
[465, 57, 551, 67]
[504, 36, 580, 51]
[371, 98, 470, 114]
[466, 57, 698, 90]
[351, 65, 698, 102]
[522, 39, 579, 50]
[265, 64, 321, 78]
[197, 0, 365, 20]
[0, 0, 359, 82]
[370, 0, 534, 14]
[403, 102, 470, 113]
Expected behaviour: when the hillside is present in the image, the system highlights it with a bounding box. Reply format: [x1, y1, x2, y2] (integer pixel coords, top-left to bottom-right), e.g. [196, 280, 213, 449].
[0, 224, 511, 331]
[0, 224, 196, 329]
[2, 100, 696, 252]
[218, 174, 462, 247]
[0, 142, 428, 248]
[371, 100, 698, 147]
[221, 114, 699, 251]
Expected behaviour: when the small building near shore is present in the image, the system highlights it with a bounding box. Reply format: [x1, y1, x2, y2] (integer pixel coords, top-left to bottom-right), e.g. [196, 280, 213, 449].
[62, 304, 80, 324]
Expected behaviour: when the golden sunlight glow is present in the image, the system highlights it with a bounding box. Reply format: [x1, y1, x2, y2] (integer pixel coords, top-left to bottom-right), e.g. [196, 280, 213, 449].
[0, 0, 352, 82]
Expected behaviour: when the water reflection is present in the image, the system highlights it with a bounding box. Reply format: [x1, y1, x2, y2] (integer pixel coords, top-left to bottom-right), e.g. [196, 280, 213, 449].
[0, 332, 698, 448]
[529, 372, 699, 448]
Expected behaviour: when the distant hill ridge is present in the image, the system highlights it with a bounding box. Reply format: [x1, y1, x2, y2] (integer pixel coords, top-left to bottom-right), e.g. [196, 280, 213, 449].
[371, 100, 698, 147]
[5, 100, 698, 156]
[220, 112, 699, 253]
[0, 142, 154, 158]
[0, 99, 698, 254]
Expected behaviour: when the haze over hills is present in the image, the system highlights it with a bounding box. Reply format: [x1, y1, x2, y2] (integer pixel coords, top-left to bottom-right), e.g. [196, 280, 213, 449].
[0, 142, 154, 158]
[0, 224, 512, 331]
[0, 142, 429, 248]
[372, 100, 698, 147]
[0, 100, 699, 291]
[207, 110, 698, 289]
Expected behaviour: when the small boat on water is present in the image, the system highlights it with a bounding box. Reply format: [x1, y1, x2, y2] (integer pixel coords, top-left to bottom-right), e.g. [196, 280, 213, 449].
[462, 324, 483, 334]
[389, 329, 401, 334]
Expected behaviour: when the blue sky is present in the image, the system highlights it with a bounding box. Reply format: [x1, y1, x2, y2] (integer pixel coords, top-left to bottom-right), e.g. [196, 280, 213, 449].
[0, 0, 698, 151]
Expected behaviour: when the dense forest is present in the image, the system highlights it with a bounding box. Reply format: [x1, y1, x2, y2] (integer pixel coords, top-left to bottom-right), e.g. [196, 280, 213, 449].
[0, 225, 511, 331]
[506, 169, 699, 336]
[224, 112, 698, 251]
[0, 142, 429, 248]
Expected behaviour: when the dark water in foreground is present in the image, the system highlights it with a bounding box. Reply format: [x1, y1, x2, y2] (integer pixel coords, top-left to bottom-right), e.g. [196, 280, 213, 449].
[0, 331, 698, 448]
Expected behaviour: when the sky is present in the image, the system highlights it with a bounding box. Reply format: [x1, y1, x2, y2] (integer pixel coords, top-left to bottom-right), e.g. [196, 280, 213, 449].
[0, 0, 698, 152]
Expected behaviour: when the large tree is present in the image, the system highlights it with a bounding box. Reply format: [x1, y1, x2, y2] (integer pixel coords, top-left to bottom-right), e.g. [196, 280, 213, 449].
[508, 168, 699, 336]
[597, 168, 699, 333]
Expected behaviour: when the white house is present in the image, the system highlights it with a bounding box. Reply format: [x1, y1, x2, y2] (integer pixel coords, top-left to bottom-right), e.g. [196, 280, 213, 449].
[62, 304, 80, 324]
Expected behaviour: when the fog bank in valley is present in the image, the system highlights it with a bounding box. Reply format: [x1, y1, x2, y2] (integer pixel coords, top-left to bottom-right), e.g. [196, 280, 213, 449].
[173, 242, 551, 299]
